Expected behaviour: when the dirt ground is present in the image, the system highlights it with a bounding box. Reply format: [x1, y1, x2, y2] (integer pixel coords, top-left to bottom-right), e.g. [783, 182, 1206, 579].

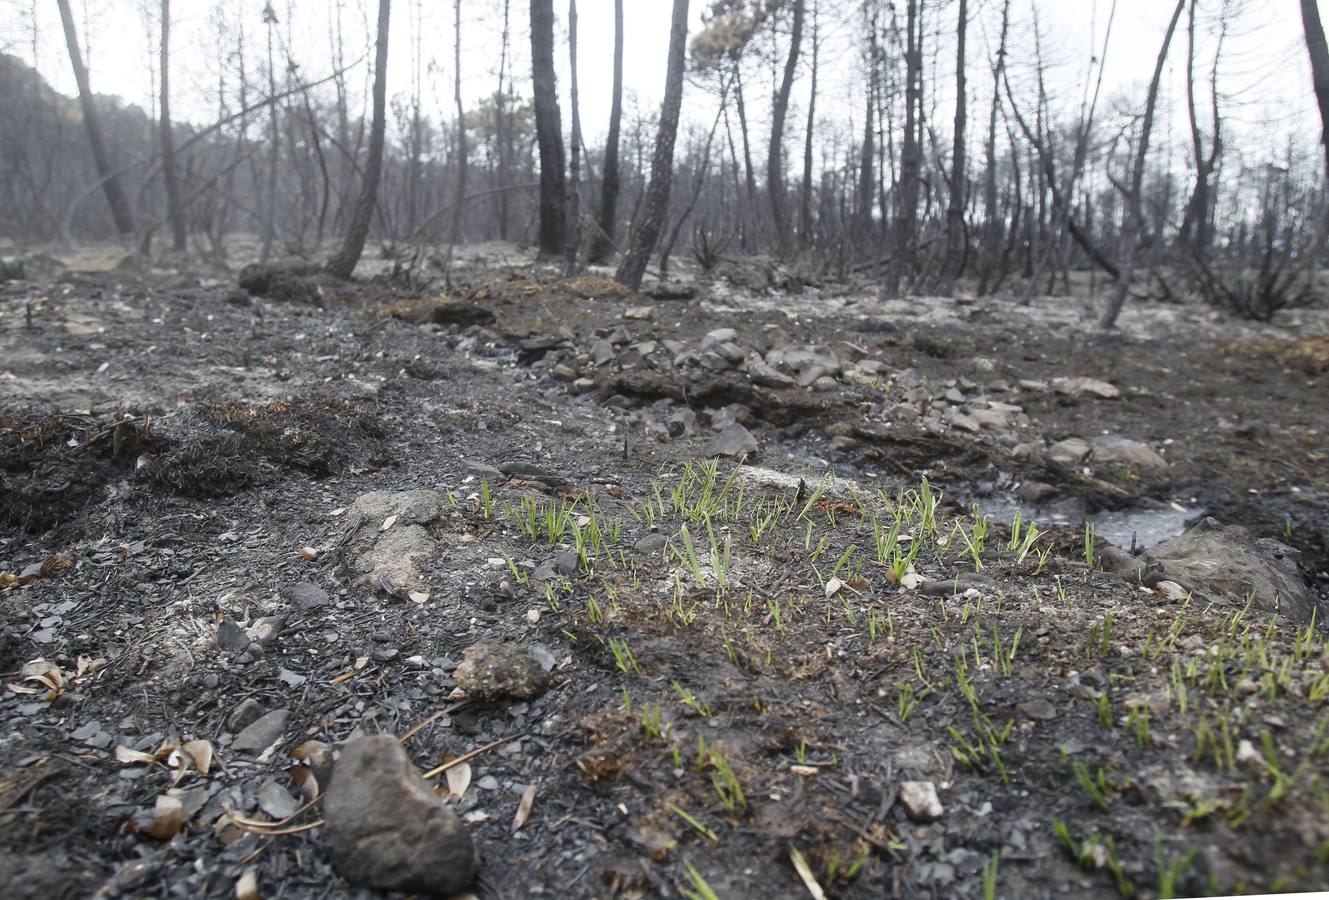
[1, 242, 1328, 899]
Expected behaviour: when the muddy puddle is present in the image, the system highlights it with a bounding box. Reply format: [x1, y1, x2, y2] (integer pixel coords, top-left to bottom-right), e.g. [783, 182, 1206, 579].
[971, 493, 1201, 549]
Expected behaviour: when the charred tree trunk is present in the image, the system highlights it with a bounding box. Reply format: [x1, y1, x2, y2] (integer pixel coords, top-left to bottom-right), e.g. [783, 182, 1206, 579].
[450, 0, 467, 247]
[885, 0, 922, 298]
[588, 0, 624, 263]
[799, 1, 818, 243]
[939, 0, 967, 295]
[977, 0, 1010, 296]
[530, 0, 567, 257]
[733, 65, 759, 250]
[1180, 0, 1223, 251]
[56, 0, 135, 236]
[327, 0, 390, 279]
[259, 3, 279, 263]
[1101, 0, 1185, 328]
[1301, 0, 1329, 177]
[768, 0, 804, 256]
[562, 0, 583, 275]
[160, 0, 186, 252]
[615, 0, 690, 290]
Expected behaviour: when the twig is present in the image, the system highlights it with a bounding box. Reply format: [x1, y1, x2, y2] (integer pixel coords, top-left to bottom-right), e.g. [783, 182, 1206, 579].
[422, 732, 529, 781]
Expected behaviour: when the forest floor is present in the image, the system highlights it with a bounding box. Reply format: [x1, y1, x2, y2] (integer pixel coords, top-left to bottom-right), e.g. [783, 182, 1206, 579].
[1, 241, 1328, 899]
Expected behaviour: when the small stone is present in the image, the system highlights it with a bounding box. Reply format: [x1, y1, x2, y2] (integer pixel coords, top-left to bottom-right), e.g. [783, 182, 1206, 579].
[1091, 436, 1167, 470]
[635, 534, 668, 554]
[227, 699, 267, 733]
[571, 377, 597, 394]
[217, 617, 250, 651]
[247, 616, 286, 646]
[551, 363, 578, 381]
[324, 735, 476, 895]
[812, 375, 838, 392]
[701, 328, 738, 347]
[283, 583, 330, 611]
[258, 780, 299, 820]
[1047, 438, 1092, 466]
[1235, 739, 1261, 768]
[1017, 698, 1057, 721]
[232, 709, 290, 755]
[1016, 481, 1057, 504]
[623, 306, 656, 320]
[453, 643, 550, 702]
[590, 339, 616, 367]
[703, 423, 758, 459]
[1054, 377, 1120, 399]
[899, 780, 944, 822]
[553, 550, 579, 576]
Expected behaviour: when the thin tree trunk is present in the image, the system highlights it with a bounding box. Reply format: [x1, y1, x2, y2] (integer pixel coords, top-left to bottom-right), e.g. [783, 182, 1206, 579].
[615, 0, 690, 290]
[977, 0, 1010, 296]
[530, 0, 566, 257]
[159, 0, 186, 252]
[588, 0, 624, 263]
[450, 0, 467, 247]
[885, 0, 922, 298]
[260, 3, 279, 263]
[939, 0, 968, 295]
[661, 97, 724, 275]
[768, 0, 805, 256]
[799, 0, 818, 244]
[327, 0, 391, 279]
[1101, 0, 1185, 328]
[56, 0, 135, 236]
[495, 0, 512, 239]
[1302, 0, 1329, 178]
[733, 65, 758, 250]
[562, 0, 583, 275]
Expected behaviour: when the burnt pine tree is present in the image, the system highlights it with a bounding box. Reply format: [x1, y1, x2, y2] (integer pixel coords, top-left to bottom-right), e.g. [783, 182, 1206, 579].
[938, 0, 968, 296]
[56, 0, 135, 236]
[616, 0, 691, 290]
[530, 0, 567, 257]
[1302, 0, 1329, 177]
[768, 0, 805, 256]
[160, 0, 186, 252]
[562, 0, 583, 275]
[326, 0, 390, 279]
[588, 0, 624, 264]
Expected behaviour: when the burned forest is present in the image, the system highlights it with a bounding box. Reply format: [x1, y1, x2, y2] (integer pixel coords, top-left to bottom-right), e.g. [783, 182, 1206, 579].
[3, 0, 1329, 898]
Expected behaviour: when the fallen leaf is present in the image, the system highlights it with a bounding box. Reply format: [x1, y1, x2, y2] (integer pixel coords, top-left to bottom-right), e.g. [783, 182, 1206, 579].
[789, 844, 827, 900]
[824, 577, 844, 598]
[297, 546, 318, 561]
[182, 740, 214, 776]
[235, 868, 260, 900]
[380, 514, 397, 531]
[143, 793, 186, 840]
[408, 591, 430, 604]
[287, 765, 319, 802]
[445, 760, 472, 801]
[114, 745, 158, 765]
[512, 784, 537, 833]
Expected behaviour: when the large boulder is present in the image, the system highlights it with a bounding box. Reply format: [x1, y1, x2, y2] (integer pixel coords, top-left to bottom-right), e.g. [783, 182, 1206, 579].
[1144, 517, 1315, 624]
[324, 735, 476, 895]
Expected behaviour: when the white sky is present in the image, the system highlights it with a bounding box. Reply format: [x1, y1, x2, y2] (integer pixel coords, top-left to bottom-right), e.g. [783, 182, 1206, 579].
[1, 0, 1324, 167]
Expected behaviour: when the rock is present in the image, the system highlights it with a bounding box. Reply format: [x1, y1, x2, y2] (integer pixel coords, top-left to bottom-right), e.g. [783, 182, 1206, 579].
[551, 363, 578, 381]
[1145, 517, 1315, 623]
[703, 423, 758, 459]
[246, 616, 285, 646]
[767, 344, 841, 377]
[217, 617, 250, 651]
[238, 259, 322, 304]
[623, 306, 656, 320]
[590, 339, 616, 367]
[715, 342, 747, 365]
[225, 696, 267, 733]
[635, 534, 668, 554]
[348, 490, 447, 527]
[499, 461, 569, 485]
[461, 459, 502, 480]
[1097, 545, 1146, 580]
[232, 709, 290, 755]
[1091, 436, 1167, 470]
[899, 781, 944, 822]
[812, 376, 838, 392]
[571, 377, 597, 394]
[353, 525, 435, 592]
[324, 735, 476, 896]
[258, 780, 299, 820]
[553, 550, 579, 575]
[1017, 698, 1057, 721]
[1047, 438, 1091, 466]
[453, 643, 550, 702]
[283, 583, 330, 611]
[701, 328, 738, 348]
[1053, 377, 1120, 399]
[1016, 481, 1057, 504]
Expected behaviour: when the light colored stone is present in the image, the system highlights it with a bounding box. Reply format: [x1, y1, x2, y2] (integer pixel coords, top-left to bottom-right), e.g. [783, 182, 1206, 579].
[899, 780, 944, 822]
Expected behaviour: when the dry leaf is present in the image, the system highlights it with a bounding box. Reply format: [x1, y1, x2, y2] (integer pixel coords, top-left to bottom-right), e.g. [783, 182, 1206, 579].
[512, 784, 537, 833]
[182, 740, 214, 775]
[788, 845, 827, 900]
[114, 745, 158, 765]
[380, 514, 397, 531]
[824, 577, 844, 598]
[298, 546, 318, 561]
[408, 591, 430, 604]
[287, 765, 320, 802]
[445, 760, 472, 801]
[235, 868, 260, 900]
[143, 793, 186, 840]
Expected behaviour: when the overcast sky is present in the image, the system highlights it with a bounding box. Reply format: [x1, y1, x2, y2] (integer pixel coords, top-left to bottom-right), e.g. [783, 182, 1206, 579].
[2, 0, 1324, 165]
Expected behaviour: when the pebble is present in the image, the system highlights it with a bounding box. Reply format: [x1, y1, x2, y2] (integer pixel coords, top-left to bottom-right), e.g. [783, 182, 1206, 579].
[899, 780, 944, 822]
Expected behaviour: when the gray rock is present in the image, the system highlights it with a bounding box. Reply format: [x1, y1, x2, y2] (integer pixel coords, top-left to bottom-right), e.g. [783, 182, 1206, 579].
[232, 709, 290, 755]
[768, 344, 841, 377]
[1145, 518, 1315, 623]
[354, 525, 435, 592]
[551, 363, 578, 381]
[703, 423, 758, 459]
[227, 698, 267, 733]
[698, 351, 733, 371]
[623, 306, 656, 320]
[553, 550, 580, 576]
[217, 617, 250, 651]
[1053, 377, 1120, 399]
[247, 616, 286, 646]
[1017, 698, 1057, 721]
[812, 375, 839, 392]
[899, 780, 944, 822]
[701, 328, 738, 348]
[283, 583, 330, 611]
[498, 461, 568, 485]
[1047, 437, 1092, 466]
[325, 735, 476, 896]
[454, 643, 550, 702]
[635, 533, 668, 554]
[1091, 436, 1167, 470]
[461, 459, 502, 480]
[347, 489, 447, 527]
[590, 339, 616, 367]
[258, 780, 299, 820]
[571, 377, 597, 394]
